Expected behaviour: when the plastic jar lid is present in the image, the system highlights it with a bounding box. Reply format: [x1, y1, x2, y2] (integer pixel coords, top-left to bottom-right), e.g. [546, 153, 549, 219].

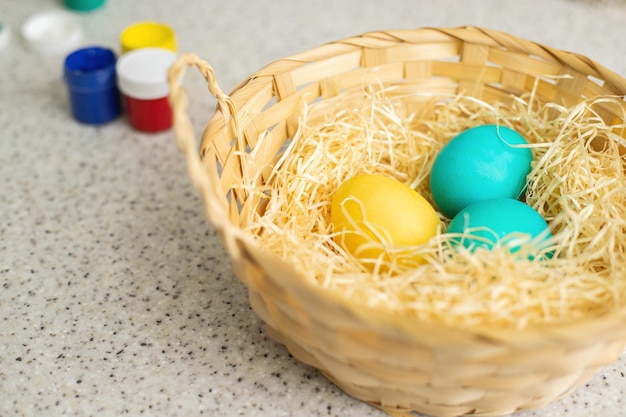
[21, 10, 83, 55]
[120, 22, 177, 53]
[116, 47, 177, 100]
[63, 0, 106, 12]
[0, 20, 10, 51]
[64, 46, 117, 89]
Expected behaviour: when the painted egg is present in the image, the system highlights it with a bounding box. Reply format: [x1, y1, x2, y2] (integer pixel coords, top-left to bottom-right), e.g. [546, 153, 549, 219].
[446, 198, 552, 255]
[330, 174, 440, 267]
[430, 124, 532, 218]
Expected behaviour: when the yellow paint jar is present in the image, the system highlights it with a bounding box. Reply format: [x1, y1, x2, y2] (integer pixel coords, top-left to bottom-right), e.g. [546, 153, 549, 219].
[120, 22, 177, 53]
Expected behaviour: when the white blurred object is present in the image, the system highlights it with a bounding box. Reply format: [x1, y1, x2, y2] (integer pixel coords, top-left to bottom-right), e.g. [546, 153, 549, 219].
[20, 10, 83, 55]
[0, 18, 10, 51]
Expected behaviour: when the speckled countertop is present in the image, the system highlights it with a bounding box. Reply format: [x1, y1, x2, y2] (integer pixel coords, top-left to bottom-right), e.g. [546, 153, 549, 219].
[2, 1, 626, 416]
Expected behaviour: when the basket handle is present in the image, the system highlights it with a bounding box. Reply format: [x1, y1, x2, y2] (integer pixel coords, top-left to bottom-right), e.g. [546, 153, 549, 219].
[167, 53, 243, 260]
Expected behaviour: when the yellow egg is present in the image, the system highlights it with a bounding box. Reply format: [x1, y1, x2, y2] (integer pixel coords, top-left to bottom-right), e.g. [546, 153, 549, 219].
[330, 174, 440, 268]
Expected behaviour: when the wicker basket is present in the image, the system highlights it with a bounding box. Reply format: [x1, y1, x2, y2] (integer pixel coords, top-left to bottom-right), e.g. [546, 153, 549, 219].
[168, 26, 626, 417]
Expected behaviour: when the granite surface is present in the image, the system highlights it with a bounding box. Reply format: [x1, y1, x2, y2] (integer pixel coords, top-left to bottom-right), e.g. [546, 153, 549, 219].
[1, 1, 626, 416]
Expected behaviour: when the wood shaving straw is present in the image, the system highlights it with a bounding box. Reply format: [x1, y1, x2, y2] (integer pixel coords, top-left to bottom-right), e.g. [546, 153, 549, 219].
[241, 86, 626, 330]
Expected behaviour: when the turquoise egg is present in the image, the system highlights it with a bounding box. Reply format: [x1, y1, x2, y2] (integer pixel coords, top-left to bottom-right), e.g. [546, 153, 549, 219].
[446, 198, 552, 256]
[430, 124, 532, 218]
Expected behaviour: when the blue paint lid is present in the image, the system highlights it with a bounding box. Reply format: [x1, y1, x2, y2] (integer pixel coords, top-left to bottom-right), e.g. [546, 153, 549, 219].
[64, 46, 117, 89]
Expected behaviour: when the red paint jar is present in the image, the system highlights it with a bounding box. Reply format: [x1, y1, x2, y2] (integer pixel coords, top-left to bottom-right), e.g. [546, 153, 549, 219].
[123, 95, 171, 132]
[116, 48, 177, 133]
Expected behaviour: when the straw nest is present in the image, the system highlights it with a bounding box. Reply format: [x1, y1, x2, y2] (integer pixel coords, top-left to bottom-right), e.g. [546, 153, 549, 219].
[241, 86, 626, 331]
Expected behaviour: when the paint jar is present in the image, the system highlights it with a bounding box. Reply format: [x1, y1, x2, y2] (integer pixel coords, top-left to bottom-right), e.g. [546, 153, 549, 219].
[63, 0, 106, 12]
[116, 48, 177, 133]
[120, 22, 177, 53]
[63, 46, 122, 125]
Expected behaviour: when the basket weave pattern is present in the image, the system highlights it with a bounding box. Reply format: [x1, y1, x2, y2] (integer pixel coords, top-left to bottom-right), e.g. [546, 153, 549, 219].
[168, 27, 626, 417]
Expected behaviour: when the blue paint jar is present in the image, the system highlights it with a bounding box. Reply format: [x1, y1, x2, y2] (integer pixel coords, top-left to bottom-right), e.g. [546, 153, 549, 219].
[63, 46, 122, 125]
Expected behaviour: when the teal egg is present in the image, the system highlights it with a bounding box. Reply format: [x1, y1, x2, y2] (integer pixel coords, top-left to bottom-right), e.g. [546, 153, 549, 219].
[446, 198, 552, 255]
[430, 124, 532, 218]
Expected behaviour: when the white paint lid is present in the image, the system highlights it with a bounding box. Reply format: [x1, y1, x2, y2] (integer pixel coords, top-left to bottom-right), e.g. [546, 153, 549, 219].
[21, 10, 83, 55]
[116, 48, 177, 100]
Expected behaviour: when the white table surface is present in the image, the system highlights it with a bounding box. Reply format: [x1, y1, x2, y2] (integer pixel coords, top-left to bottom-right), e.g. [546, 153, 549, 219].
[2, 1, 626, 416]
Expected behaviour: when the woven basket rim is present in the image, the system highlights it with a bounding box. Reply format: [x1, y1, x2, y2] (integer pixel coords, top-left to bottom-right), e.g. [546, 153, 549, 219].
[240, 25, 626, 97]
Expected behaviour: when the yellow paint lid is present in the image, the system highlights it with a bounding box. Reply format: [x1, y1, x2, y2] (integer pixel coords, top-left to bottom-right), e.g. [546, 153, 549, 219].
[120, 21, 176, 53]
